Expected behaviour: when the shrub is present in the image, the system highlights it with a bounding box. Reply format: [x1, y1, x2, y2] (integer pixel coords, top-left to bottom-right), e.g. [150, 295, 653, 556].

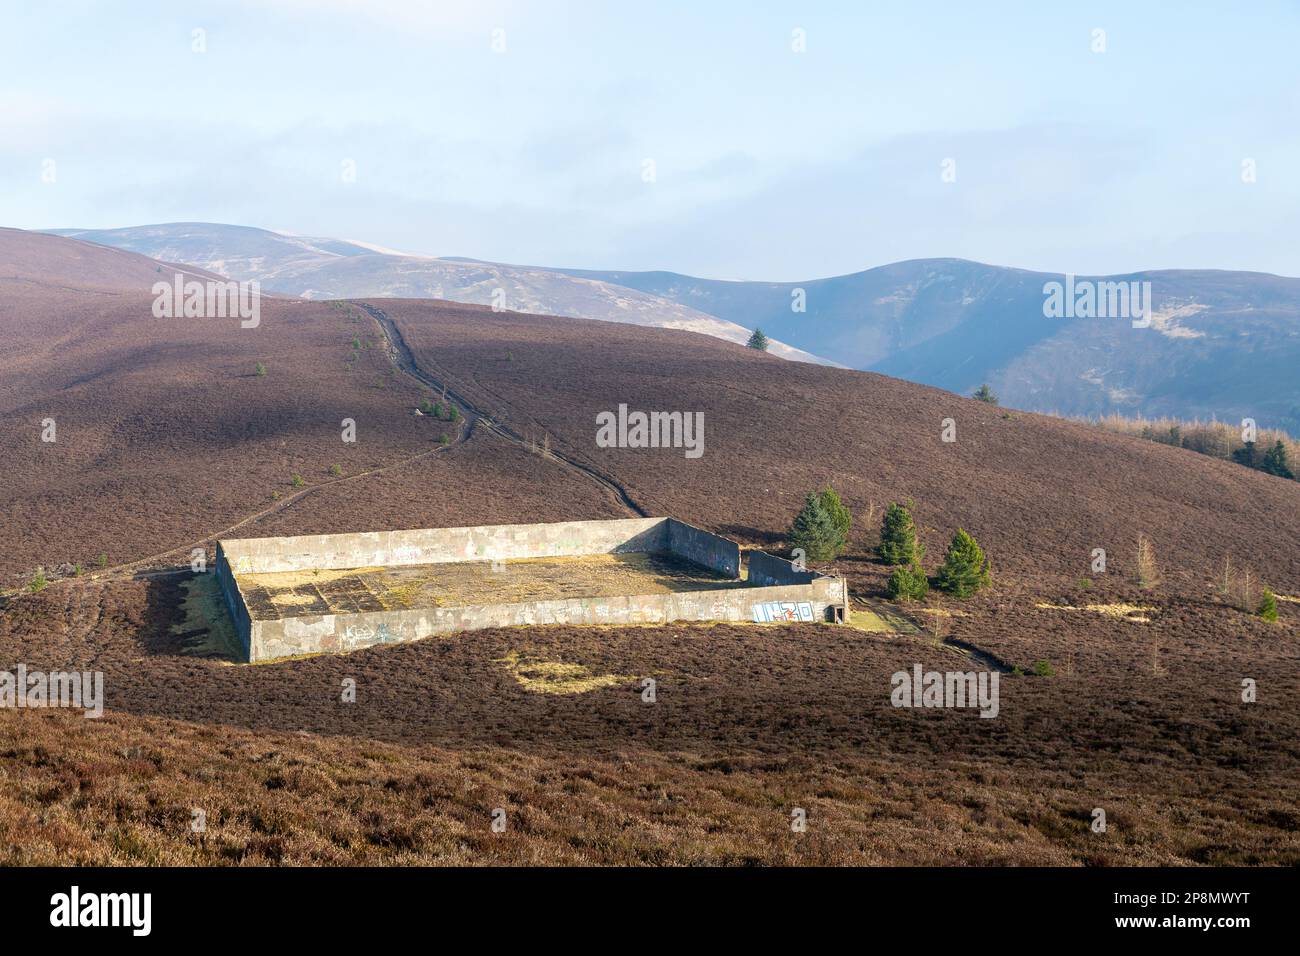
[746, 328, 769, 351]
[972, 383, 998, 404]
[789, 492, 846, 562]
[877, 502, 923, 566]
[887, 564, 929, 601]
[935, 528, 990, 598]
[329, 464, 342, 477]
[1033, 659, 1056, 677]
[290, 474, 305, 488]
[1258, 588, 1279, 622]
[96, 554, 108, 568]
[29, 568, 48, 592]
[439, 434, 450, 446]
[255, 362, 267, 377]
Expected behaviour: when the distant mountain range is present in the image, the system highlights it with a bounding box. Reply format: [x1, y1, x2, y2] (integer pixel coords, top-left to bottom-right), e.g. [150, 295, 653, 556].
[49, 223, 1300, 433]
[555, 261, 1300, 434]
[47, 224, 829, 366]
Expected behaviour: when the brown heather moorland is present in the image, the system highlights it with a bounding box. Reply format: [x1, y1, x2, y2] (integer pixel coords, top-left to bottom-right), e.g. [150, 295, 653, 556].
[0, 230, 1297, 865]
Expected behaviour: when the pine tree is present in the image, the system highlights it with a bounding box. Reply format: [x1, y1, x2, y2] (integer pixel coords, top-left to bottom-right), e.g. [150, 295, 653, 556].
[1260, 440, 1295, 479]
[818, 487, 852, 542]
[972, 383, 998, 405]
[1257, 588, 1279, 622]
[746, 328, 769, 351]
[887, 564, 929, 601]
[789, 492, 846, 562]
[1232, 440, 1257, 469]
[935, 528, 991, 598]
[877, 502, 923, 566]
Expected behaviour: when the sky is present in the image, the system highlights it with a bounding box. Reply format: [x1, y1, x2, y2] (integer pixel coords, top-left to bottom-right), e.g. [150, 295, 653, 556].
[3, 0, 1299, 280]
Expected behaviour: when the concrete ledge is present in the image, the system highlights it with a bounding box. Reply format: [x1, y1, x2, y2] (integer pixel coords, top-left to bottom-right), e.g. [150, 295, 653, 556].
[219, 517, 670, 575]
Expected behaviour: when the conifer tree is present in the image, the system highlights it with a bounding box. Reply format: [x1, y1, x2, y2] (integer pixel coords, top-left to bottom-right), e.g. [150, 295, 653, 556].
[935, 528, 991, 598]
[789, 492, 845, 562]
[1260, 440, 1295, 479]
[877, 501, 923, 566]
[1258, 588, 1279, 622]
[818, 487, 852, 542]
[887, 564, 929, 601]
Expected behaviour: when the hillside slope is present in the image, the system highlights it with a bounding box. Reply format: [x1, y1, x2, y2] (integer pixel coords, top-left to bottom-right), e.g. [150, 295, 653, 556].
[378, 297, 1300, 589]
[1, 231, 1297, 867]
[5, 230, 1298, 591]
[0, 230, 619, 585]
[1, 226, 221, 292]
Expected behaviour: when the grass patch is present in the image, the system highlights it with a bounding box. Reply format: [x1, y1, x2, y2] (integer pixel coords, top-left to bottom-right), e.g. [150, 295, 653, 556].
[495, 651, 637, 696]
[843, 608, 894, 632]
[1036, 602, 1156, 623]
[378, 583, 421, 610]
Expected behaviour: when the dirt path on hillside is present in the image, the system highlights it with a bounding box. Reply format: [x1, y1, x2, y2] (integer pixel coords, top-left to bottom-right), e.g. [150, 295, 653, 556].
[0, 300, 644, 599]
[354, 302, 646, 518]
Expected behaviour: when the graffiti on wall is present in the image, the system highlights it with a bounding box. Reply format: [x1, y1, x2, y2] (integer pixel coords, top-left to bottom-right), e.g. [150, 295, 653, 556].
[751, 601, 814, 623]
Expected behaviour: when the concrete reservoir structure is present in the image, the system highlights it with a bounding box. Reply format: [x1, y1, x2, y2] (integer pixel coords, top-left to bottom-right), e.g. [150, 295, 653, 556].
[216, 517, 848, 662]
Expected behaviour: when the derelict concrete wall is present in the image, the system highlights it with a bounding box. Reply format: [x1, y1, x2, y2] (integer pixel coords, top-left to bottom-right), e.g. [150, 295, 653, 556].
[747, 550, 821, 587]
[221, 517, 670, 575]
[667, 518, 740, 578]
[248, 579, 846, 661]
[221, 518, 833, 661]
[214, 542, 252, 660]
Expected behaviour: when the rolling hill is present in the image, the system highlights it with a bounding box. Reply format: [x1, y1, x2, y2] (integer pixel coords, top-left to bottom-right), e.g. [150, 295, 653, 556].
[2, 228, 1297, 866]
[54, 223, 1300, 433]
[47, 223, 830, 366]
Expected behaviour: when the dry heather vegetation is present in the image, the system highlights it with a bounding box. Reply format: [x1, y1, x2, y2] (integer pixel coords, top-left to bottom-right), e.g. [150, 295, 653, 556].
[1085, 413, 1300, 476]
[1, 233, 1298, 865]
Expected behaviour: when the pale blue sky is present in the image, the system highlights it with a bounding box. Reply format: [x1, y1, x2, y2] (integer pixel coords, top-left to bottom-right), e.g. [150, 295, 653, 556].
[3, 0, 1298, 278]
